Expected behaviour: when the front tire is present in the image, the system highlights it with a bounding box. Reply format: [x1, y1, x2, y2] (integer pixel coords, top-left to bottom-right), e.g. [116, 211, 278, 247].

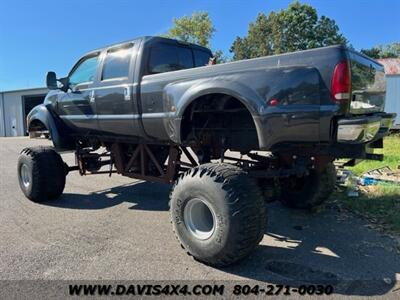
[17, 147, 66, 202]
[279, 162, 336, 209]
[170, 163, 266, 267]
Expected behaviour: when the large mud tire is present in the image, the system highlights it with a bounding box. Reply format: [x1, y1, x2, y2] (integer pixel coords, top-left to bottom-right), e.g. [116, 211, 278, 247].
[17, 147, 66, 202]
[170, 163, 266, 267]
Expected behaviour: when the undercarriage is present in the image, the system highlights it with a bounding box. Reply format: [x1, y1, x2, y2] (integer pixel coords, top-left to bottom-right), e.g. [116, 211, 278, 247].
[17, 139, 380, 267]
[69, 141, 330, 184]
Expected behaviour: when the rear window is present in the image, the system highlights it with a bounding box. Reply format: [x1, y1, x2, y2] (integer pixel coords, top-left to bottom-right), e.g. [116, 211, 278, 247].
[193, 49, 211, 67]
[147, 44, 194, 74]
[102, 43, 133, 80]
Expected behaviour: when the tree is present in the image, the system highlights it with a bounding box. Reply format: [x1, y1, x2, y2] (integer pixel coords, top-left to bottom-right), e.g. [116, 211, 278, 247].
[165, 11, 215, 48]
[165, 11, 228, 63]
[361, 43, 400, 59]
[360, 48, 381, 59]
[213, 50, 228, 63]
[230, 1, 347, 60]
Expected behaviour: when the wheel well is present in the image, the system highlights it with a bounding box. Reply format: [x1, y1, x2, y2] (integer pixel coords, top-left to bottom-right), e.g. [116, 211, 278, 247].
[180, 93, 259, 154]
[27, 119, 50, 139]
[28, 119, 48, 132]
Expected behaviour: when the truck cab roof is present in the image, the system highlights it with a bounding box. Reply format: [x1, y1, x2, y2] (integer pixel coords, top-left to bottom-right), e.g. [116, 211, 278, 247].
[81, 36, 213, 58]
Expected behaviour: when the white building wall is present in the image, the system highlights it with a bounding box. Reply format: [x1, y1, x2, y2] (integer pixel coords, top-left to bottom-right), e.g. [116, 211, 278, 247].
[385, 75, 400, 128]
[0, 93, 5, 136]
[0, 88, 48, 137]
[4, 92, 23, 136]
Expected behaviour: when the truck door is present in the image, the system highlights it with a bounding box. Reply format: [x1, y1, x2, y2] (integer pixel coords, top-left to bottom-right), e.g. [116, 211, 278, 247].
[94, 42, 141, 137]
[57, 53, 100, 133]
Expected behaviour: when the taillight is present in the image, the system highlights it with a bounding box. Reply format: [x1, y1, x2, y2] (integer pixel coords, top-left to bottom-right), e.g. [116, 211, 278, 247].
[331, 60, 351, 103]
[269, 98, 279, 106]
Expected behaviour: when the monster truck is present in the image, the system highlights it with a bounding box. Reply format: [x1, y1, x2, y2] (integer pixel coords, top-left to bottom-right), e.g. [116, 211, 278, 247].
[18, 36, 396, 266]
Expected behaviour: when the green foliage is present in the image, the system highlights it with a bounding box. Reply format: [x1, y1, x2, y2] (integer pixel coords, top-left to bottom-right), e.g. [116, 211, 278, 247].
[339, 184, 400, 232]
[361, 48, 382, 59]
[230, 1, 347, 60]
[165, 11, 215, 48]
[336, 135, 400, 233]
[361, 43, 400, 59]
[346, 135, 400, 176]
[164, 11, 228, 63]
[213, 50, 229, 64]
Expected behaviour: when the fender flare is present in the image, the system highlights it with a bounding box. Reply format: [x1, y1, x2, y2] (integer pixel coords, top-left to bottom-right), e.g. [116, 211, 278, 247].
[175, 80, 265, 118]
[168, 79, 265, 145]
[27, 104, 74, 150]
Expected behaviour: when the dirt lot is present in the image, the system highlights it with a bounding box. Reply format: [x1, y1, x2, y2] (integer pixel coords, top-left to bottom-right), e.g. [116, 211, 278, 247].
[1, 137, 400, 296]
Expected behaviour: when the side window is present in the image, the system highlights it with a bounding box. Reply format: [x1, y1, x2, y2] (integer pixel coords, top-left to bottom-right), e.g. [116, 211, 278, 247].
[69, 54, 99, 86]
[102, 44, 133, 80]
[147, 44, 194, 74]
[193, 49, 211, 67]
[177, 47, 194, 69]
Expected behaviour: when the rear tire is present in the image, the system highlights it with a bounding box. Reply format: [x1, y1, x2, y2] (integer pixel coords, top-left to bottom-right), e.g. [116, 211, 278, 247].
[17, 147, 66, 202]
[170, 163, 266, 267]
[279, 162, 336, 209]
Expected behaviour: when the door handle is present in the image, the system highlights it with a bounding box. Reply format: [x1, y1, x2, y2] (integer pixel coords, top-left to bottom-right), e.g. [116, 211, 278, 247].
[124, 86, 131, 101]
[89, 90, 95, 103]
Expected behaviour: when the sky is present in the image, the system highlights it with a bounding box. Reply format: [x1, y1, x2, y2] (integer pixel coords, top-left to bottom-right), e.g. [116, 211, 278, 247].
[0, 0, 399, 91]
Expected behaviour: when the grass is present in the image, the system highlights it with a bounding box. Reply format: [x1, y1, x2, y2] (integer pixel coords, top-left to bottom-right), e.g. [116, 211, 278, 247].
[346, 134, 400, 176]
[335, 134, 400, 233]
[337, 184, 400, 232]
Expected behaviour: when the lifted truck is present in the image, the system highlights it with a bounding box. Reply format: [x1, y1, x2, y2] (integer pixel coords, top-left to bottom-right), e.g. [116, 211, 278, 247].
[18, 36, 396, 266]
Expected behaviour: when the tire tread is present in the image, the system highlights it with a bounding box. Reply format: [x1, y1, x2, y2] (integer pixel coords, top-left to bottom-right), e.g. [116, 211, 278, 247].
[18, 146, 65, 202]
[170, 162, 266, 266]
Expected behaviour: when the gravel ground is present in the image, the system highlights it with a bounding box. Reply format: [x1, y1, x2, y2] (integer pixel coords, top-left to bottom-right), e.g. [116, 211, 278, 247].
[1, 137, 400, 296]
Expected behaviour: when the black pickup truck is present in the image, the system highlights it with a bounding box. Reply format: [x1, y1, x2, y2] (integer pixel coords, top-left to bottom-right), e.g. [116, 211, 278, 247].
[19, 36, 396, 266]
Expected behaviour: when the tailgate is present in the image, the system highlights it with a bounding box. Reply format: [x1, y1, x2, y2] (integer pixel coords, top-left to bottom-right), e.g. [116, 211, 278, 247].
[349, 51, 386, 114]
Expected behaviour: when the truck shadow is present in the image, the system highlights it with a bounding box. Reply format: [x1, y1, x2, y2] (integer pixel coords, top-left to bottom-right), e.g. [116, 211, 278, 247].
[221, 202, 400, 296]
[44, 181, 171, 211]
[41, 181, 399, 296]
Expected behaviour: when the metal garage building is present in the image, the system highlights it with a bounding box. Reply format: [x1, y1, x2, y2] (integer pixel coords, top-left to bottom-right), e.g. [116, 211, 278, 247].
[0, 87, 48, 137]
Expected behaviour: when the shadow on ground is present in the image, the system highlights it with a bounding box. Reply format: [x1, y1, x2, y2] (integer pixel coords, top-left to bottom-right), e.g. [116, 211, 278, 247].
[41, 181, 400, 296]
[43, 181, 171, 211]
[223, 201, 400, 296]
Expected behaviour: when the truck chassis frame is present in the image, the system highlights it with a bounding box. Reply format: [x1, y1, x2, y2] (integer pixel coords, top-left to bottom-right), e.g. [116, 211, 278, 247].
[69, 142, 324, 184]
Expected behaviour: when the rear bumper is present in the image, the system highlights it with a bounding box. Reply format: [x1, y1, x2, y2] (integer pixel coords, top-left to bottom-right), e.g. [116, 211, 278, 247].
[337, 112, 396, 143]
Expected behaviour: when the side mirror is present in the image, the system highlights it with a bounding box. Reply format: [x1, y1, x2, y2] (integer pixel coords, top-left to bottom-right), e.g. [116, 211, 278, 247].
[46, 71, 58, 90]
